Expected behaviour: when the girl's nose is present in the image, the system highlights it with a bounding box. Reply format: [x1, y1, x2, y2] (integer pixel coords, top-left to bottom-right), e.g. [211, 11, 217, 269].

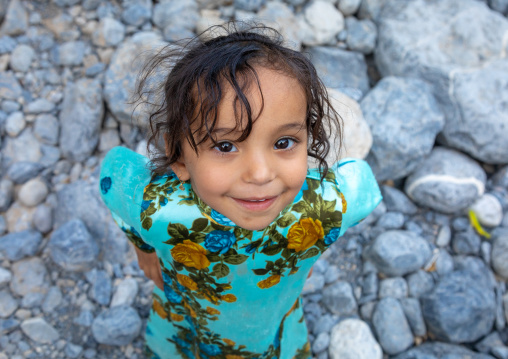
[242, 152, 275, 185]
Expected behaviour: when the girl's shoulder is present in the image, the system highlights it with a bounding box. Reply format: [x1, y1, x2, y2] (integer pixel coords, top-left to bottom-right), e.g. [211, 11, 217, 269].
[306, 158, 382, 234]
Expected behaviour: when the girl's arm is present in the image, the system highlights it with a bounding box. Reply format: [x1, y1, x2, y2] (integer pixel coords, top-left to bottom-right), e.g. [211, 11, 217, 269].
[133, 246, 164, 291]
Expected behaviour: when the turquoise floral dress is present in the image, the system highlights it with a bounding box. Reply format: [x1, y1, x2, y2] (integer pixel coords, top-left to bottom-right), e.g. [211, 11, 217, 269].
[99, 146, 381, 359]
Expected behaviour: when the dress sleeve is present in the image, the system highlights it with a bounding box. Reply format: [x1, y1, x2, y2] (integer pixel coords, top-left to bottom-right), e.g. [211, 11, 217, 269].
[332, 158, 382, 235]
[99, 146, 155, 253]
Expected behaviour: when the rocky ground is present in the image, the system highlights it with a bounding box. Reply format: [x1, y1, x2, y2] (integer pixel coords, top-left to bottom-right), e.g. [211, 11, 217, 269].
[1, 0, 508, 358]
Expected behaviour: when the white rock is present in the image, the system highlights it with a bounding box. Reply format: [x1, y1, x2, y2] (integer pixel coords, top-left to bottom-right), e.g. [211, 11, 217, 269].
[21, 317, 60, 343]
[5, 202, 35, 233]
[302, 0, 344, 45]
[257, 2, 302, 50]
[9, 44, 35, 72]
[5, 111, 26, 137]
[329, 318, 382, 359]
[338, 0, 362, 16]
[110, 278, 139, 307]
[18, 178, 49, 208]
[92, 18, 125, 47]
[0, 267, 12, 287]
[469, 193, 503, 227]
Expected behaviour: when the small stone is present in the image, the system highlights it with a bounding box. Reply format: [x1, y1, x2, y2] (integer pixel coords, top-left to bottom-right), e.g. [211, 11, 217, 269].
[10, 257, 48, 297]
[470, 193, 503, 227]
[372, 297, 413, 355]
[91, 305, 141, 346]
[98, 128, 121, 152]
[381, 186, 418, 215]
[85, 62, 105, 77]
[0, 180, 13, 212]
[481, 241, 492, 266]
[452, 227, 481, 255]
[42, 286, 62, 313]
[329, 318, 382, 359]
[400, 297, 427, 337]
[20, 317, 59, 343]
[0, 230, 42, 261]
[436, 225, 452, 247]
[324, 265, 341, 285]
[122, 2, 151, 27]
[9, 44, 34, 72]
[33, 114, 58, 146]
[475, 332, 504, 354]
[33, 204, 53, 234]
[303, 272, 325, 295]
[110, 277, 138, 307]
[0, 267, 11, 287]
[346, 17, 377, 54]
[365, 230, 432, 277]
[5, 111, 25, 137]
[0, 289, 18, 318]
[313, 314, 338, 336]
[407, 270, 435, 298]
[434, 249, 454, 276]
[322, 281, 357, 315]
[7, 162, 44, 184]
[48, 219, 100, 272]
[0, 36, 16, 54]
[0, 0, 28, 36]
[51, 41, 86, 66]
[73, 310, 94, 327]
[18, 178, 48, 207]
[0, 71, 22, 100]
[20, 292, 45, 308]
[338, 0, 362, 15]
[492, 229, 508, 279]
[312, 332, 330, 354]
[301, 0, 344, 45]
[25, 99, 55, 114]
[65, 343, 83, 359]
[88, 269, 112, 306]
[376, 212, 405, 229]
[152, 0, 199, 31]
[378, 277, 408, 299]
[92, 17, 125, 47]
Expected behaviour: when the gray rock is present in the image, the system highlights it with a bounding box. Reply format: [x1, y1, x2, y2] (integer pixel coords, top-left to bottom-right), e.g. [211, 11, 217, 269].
[122, 1, 152, 27]
[357, 0, 387, 21]
[378, 277, 408, 299]
[111, 278, 138, 307]
[329, 318, 382, 359]
[18, 178, 48, 207]
[25, 99, 55, 114]
[92, 18, 125, 47]
[313, 314, 338, 336]
[0, 35, 16, 54]
[454, 256, 496, 289]
[421, 270, 495, 343]
[497, 285, 507, 332]
[434, 249, 454, 277]
[0, 0, 28, 36]
[481, 241, 492, 267]
[404, 147, 487, 214]
[476, 332, 504, 354]
[436, 225, 451, 247]
[49, 219, 99, 272]
[5, 111, 24, 137]
[361, 76, 444, 181]
[55, 180, 110, 242]
[98, 128, 121, 152]
[7, 162, 45, 184]
[9, 44, 34, 72]
[91, 305, 141, 346]
[452, 227, 481, 255]
[490, 0, 508, 14]
[0, 289, 18, 318]
[492, 346, 508, 359]
[492, 229, 508, 279]
[20, 317, 59, 344]
[152, 0, 199, 31]
[361, 272, 378, 297]
[0, 230, 42, 261]
[59, 79, 103, 161]
[42, 286, 62, 313]
[376, 212, 405, 230]
[312, 332, 330, 354]
[0, 216, 5, 236]
[65, 343, 83, 359]
[322, 281, 357, 315]
[407, 270, 435, 298]
[33, 204, 53, 234]
[256, 2, 303, 51]
[234, 0, 266, 11]
[87, 269, 112, 306]
[345, 17, 376, 54]
[338, 0, 362, 16]
[103, 32, 165, 124]
[375, 0, 508, 164]
[324, 265, 341, 285]
[0, 267, 11, 286]
[85, 62, 106, 77]
[365, 230, 432, 277]
[162, 25, 195, 42]
[10, 257, 48, 297]
[359, 301, 376, 321]
[303, 272, 325, 295]
[392, 342, 495, 359]
[3, 128, 43, 165]
[492, 166, 508, 190]
[51, 41, 86, 66]
[74, 310, 94, 327]
[308, 46, 369, 101]
[0, 180, 13, 212]
[1, 99, 20, 113]
[300, 0, 344, 45]
[400, 297, 426, 337]
[470, 193, 503, 228]
[372, 297, 413, 355]
[380, 186, 418, 215]
[0, 71, 22, 100]
[21, 292, 45, 308]
[39, 144, 61, 167]
[34, 114, 59, 145]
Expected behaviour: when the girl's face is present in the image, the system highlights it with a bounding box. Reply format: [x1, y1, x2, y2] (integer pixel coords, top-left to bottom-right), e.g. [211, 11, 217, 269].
[171, 67, 309, 231]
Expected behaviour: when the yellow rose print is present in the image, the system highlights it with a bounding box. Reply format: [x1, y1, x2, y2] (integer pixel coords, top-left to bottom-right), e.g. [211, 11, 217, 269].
[200, 290, 220, 304]
[221, 293, 237, 302]
[287, 218, 324, 252]
[223, 338, 235, 346]
[152, 299, 167, 319]
[171, 240, 210, 269]
[206, 306, 221, 315]
[183, 301, 197, 318]
[226, 355, 244, 359]
[170, 312, 184, 322]
[177, 274, 198, 291]
[257, 275, 281, 289]
[340, 192, 347, 213]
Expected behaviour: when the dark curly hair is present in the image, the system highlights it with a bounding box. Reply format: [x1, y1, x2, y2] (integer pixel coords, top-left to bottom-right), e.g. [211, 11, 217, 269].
[135, 22, 343, 180]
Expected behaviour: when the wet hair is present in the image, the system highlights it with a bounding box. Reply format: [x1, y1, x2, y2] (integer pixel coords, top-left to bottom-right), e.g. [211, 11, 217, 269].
[135, 22, 343, 180]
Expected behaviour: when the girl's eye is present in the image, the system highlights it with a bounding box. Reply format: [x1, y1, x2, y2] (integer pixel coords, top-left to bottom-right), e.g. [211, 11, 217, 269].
[214, 142, 237, 153]
[274, 138, 296, 150]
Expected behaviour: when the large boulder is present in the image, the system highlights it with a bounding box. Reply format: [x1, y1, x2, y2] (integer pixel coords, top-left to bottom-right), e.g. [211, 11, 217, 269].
[361, 76, 444, 181]
[103, 32, 167, 125]
[375, 0, 508, 164]
[404, 147, 486, 214]
[59, 79, 104, 162]
[393, 342, 495, 359]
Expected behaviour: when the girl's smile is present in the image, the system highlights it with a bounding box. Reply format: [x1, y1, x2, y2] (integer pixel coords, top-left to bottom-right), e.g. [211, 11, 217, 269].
[170, 66, 309, 231]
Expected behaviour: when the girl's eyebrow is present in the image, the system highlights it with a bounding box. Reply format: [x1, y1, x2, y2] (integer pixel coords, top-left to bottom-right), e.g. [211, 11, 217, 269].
[212, 122, 305, 135]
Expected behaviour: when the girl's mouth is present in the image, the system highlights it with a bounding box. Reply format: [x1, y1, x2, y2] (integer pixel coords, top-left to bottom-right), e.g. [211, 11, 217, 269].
[232, 196, 278, 211]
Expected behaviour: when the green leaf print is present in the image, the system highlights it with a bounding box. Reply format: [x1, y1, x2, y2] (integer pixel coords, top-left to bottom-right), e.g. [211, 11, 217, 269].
[224, 254, 249, 265]
[261, 244, 283, 256]
[300, 247, 319, 260]
[276, 212, 297, 228]
[211, 263, 229, 278]
[252, 268, 270, 275]
[191, 218, 208, 232]
[167, 223, 189, 240]
[142, 217, 152, 230]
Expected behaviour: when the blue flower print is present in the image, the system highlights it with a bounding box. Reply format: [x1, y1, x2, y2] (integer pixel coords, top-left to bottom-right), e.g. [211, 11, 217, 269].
[244, 242, 258, 254]
[172, 335, 191, 349]
[162, 271, 173, 285]
[198, 343, 222, 356]
[100, 177, 112, 194]
[176, 282, 186, 292]
[293, 181, 309, 203]
[160, 196, 168, 207]
[181, 348, 195, 359]
[141, 199, 152, 211]
[185, 315, 198, 336]
[204, 230, 236, 254]
[273, 327, 281, 348]
[164, 284, 182, 304]
[210, 209, 236, 226]
[324, 228, 341, 245]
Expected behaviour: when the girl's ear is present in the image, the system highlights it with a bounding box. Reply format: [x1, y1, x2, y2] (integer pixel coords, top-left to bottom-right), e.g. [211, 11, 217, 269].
[170, 158, 191, 182]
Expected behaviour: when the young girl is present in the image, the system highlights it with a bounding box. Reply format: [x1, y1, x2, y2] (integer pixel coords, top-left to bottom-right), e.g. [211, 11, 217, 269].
[100, 24, 381, 359]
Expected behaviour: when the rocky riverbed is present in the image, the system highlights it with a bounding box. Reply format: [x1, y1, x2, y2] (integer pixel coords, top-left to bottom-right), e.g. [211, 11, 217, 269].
[1, 0, 508, 358]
